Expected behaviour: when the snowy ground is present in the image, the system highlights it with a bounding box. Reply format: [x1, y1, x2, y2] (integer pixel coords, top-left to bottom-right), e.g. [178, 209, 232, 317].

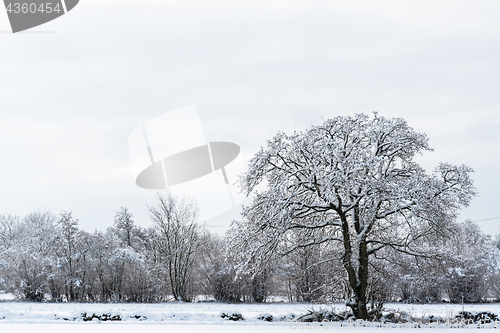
[0, 300, 499, 332]
[0, 293, 15, 301]
[1, 300, 499, 321]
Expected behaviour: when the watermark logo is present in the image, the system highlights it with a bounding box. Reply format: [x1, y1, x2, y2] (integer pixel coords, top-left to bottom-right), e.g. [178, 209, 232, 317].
[289, 318, 500, 330]
[3, 0, 78, 33]
[128, 105, 245, 221]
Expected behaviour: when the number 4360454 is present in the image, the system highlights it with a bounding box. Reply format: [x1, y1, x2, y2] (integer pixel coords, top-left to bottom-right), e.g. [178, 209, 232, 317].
[6, 3, 62, 14]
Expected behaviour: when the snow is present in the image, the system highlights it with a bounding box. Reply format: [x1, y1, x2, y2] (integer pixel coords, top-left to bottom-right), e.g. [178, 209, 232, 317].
[0, 301, 313, 323]
[0, 301, 499, 328]
[381, 302, 500, 319]
[0, 293, 15, 301]
[0, 324, 310, 333]
[1, 321, 500, 333]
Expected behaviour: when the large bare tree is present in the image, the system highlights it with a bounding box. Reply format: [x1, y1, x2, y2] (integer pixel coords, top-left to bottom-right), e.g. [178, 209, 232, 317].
[231, 113, 476, 319]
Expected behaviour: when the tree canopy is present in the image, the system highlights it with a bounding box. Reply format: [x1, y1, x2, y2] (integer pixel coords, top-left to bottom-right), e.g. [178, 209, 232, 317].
[231, 113, 476, 319]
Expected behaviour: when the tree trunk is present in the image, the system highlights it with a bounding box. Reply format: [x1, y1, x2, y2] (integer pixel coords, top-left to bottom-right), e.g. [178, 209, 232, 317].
[340, 211, 369, 320]
[355, 236, 369, 319]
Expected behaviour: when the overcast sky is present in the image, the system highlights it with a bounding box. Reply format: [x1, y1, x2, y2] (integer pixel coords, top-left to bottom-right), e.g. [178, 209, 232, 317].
[1, 0, 499, 235]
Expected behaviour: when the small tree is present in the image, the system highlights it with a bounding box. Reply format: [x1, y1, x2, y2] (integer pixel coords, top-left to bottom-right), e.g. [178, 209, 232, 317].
[114, 207, 135, 248]
[231, 113, 475, 319]
[198, 232, 241, 303]
[56, 211, 83, 301]
[444, 221, 493, 303]
[0, 214, 19, 250]
[13, 211, 57, 301]
[149, 193, 204, 302]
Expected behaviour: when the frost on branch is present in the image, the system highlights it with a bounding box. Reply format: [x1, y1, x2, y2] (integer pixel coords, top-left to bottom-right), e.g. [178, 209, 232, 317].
[230, 113, 476, 319]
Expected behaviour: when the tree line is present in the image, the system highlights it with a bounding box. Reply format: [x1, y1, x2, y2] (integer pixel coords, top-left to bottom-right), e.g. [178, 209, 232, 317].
[0, 113, 499, 318]
[0, 199, 499, 305]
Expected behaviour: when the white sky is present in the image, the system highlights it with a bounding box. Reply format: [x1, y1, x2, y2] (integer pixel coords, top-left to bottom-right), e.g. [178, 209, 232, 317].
[0, 0, 499, 235]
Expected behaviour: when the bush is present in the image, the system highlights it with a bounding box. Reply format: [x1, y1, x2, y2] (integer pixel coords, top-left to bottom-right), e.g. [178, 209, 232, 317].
[220, 312, 244, 321]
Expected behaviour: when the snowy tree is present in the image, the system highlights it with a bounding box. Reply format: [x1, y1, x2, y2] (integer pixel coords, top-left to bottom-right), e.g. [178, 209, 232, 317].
[386, 250, 445, 303]
[0, 214, 20, 250]
[278, 226, 331, 302]
[114, 207, 135, 248]
[19, 210, 57, 256]
[197, 232, 237, 302]
[17, 211, 58, 301]
[0, 215, 19, 292]
[149, 193, 204, 302]
[55, 211, 84, 301]
[443, 221, 495, 303]
[492, 229, 500, 301]
[231, 113, 476, 319]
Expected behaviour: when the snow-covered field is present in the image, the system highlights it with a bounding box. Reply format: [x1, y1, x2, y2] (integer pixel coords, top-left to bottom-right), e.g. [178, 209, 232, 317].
[0, 300, 499, 332]
[0, 301, 312, 323]
[1, 300, 500, 322]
